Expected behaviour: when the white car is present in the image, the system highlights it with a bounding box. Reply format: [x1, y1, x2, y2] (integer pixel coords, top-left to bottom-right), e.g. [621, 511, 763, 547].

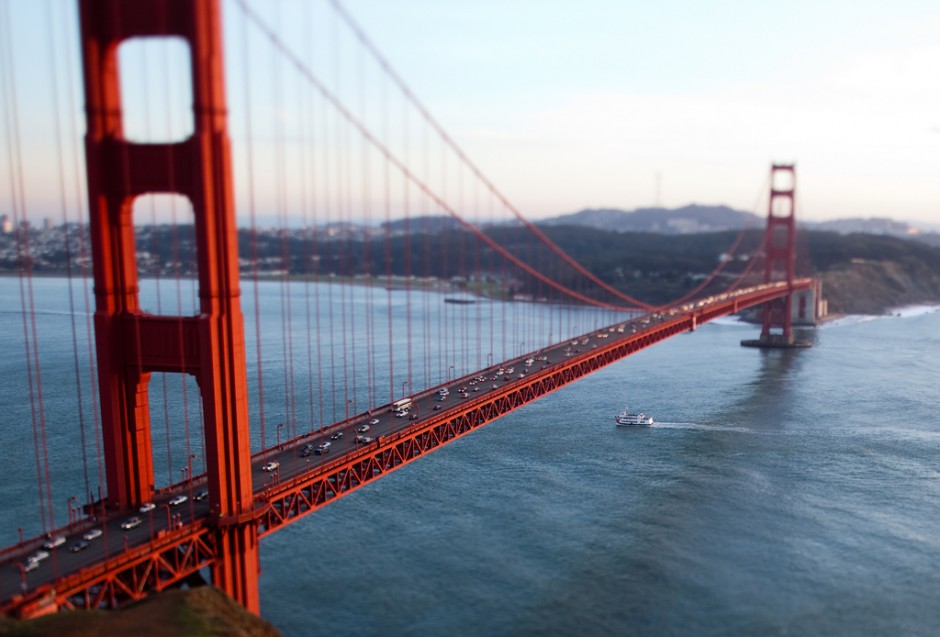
[139, 502, 156, 513]
[358, 423, 370, 432]
[27, 550, 50, 563]
[262, 461, 279, 472]
[82, 528, 103, 541]
[121, 516, 142, 530]
[169, 495, 188, 506]
[368, 418, 380, 426]
[42, 535, 66, 549]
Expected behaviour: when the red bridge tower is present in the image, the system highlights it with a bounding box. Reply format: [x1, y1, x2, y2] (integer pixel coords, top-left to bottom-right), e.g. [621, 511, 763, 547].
[741, 164, 813, 348]
[79, 0, 259, 611]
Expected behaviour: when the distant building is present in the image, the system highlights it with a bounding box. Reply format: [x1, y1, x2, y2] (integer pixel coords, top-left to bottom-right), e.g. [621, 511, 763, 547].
[0, 215, 11, 234]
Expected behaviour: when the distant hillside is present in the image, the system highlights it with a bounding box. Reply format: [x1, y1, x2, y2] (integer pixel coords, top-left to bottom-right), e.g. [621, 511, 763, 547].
[539, 205, 761, 234]
[381, 215, 462, 234]
[811, 217, 940, 248]
[523, 224, 940, 315]
[6, 216, 940, 316]
[540, 206, 940, 249]
[804, 231, 940, 314]
[811, 217, 916, 236]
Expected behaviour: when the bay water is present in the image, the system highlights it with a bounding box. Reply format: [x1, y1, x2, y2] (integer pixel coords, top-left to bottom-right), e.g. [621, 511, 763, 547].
[1, 277, 938, 635]
[259, 309, 940, 636]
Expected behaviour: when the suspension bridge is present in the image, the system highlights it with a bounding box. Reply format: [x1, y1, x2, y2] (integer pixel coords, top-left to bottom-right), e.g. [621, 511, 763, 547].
[0, 0, 818, 618]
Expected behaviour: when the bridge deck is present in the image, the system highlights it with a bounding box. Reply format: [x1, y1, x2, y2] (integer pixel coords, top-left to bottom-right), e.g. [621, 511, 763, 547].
[0, 280, 812, 615]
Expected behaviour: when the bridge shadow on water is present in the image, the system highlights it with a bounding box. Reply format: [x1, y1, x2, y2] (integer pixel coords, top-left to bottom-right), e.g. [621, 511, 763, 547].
[719, 326, 817, 431]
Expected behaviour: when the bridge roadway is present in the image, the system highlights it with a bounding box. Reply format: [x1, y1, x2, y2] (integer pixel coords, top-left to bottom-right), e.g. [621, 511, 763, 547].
[0, 279, 812, 614]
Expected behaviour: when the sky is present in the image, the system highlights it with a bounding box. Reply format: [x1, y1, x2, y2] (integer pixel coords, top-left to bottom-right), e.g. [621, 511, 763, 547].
[337, 0, 940, 225]
[2, 0, 939, 227]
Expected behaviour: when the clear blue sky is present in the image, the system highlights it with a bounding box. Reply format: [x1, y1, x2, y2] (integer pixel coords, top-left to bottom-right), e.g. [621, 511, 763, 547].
[2, 0, 938, 226]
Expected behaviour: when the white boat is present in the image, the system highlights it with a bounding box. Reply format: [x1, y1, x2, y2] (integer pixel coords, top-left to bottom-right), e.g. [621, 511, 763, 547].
[615, 407, 653, 426]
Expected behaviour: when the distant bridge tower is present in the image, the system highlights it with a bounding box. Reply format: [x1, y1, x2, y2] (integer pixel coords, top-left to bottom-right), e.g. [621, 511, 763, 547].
[79, 0, 259, 611]
[742, 164, 812, 348]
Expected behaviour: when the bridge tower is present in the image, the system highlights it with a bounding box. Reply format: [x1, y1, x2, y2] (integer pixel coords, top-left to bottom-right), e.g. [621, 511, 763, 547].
[79, 0, 259, 612]
[741, 164, 812, 349]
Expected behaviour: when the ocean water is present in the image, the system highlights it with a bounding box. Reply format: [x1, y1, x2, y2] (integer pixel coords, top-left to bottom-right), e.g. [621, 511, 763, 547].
[256, 309, 940, 636]
[1, 278, 939, 635]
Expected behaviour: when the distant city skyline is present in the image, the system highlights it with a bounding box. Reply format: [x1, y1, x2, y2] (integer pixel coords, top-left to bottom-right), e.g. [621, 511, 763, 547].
[2, 1, 937, 228]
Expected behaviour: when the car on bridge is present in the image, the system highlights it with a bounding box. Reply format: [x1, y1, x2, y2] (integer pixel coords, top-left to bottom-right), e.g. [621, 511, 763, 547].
[330, 431, 344, 440]
[358, 424, 370, 432]
[169, 495, 188, 506]
[139, 502, 156, 513]
[42, 535, 65, 549]
[120, 516, 142, 530]
[27, 550, 49, 564]
[82, 528, 103, 541]
[194, 489, 209, 501]
[368, 418, 380, 426]
[69, 540, 89, 553]
[315, 443, 331, 455]
[300, 444, 315, 457]
[262, 461, 279, 472]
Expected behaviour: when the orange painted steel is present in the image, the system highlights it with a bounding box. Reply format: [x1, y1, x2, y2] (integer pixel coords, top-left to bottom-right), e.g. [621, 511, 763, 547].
[14, 525, 216, 617]
[759, 164, 799, 342]
[79, 0, 258, 612]
[254, 281, 813, 537]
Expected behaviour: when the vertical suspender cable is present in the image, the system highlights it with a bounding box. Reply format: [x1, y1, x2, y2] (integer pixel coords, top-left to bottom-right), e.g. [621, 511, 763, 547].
[273, 4, 298, 440]
[240, 11, 267, 449]
[46, 2, 95, 505]
[62, 4, 104, 504]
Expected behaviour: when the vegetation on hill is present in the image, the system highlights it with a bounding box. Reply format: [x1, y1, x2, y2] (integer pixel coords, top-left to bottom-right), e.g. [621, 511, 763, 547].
[804, 231, 940, 314]
[0, 587, 280, 637]
[5, 220, 940, 316]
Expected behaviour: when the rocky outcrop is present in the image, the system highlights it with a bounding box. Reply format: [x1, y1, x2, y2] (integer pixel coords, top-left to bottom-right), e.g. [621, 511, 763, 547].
[819, 259, 940, 315]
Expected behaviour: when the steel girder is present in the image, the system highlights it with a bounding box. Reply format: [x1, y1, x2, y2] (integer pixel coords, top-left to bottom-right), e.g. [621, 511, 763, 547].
[5, 526, 216, 617]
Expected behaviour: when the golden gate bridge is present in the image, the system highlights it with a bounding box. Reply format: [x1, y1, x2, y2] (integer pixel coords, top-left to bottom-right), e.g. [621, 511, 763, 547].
[0, 0, 817, 618]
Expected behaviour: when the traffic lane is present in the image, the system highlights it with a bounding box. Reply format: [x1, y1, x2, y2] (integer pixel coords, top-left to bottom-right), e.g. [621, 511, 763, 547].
[3, 494, 211, 601]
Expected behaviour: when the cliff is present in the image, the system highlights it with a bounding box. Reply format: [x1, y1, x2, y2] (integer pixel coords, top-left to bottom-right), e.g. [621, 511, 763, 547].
[805, 231, 940, 315]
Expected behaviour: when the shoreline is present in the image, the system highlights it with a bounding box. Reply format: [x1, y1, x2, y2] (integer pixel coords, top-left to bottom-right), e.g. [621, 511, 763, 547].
[4, 271, 939, 318]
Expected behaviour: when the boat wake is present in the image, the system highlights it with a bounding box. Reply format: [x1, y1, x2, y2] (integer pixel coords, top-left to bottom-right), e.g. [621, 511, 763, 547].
[648, 421, 760, 435]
